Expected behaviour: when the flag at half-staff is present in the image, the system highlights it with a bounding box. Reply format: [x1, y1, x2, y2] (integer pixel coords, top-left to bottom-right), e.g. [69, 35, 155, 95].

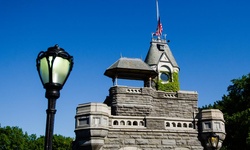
[155, 17, 163, 36]
[154, 0, 163, 36]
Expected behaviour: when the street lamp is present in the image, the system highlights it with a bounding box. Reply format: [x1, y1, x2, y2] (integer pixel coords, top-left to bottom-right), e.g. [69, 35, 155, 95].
[36, 44, 73, 150]
[208, 133, 219, 150]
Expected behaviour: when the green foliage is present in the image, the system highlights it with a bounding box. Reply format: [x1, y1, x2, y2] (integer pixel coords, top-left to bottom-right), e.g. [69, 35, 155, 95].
[0, 126, 29, 150]
[202, 73, 250, 150]
[53, 134, 73, 150]
[0, 126, 73, 150]
[157, 72, 180, 92]
[28, 135, 44, 150]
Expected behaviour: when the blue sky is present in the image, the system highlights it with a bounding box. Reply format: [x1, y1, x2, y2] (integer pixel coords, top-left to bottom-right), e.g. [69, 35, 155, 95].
[0, 0, 249, 138]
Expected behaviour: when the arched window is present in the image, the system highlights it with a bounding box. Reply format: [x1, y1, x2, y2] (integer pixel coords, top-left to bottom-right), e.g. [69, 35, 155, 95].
[127, 121, 131, 125]
[133, 121, 138, 126]
[159, 65, 171, 83]
[183, 123, 187, 128]
[177, 123, 182, 127]
[139, 121, 144, 126]
[172, 122, 176, 127]
[113, 120, 118, 125]
[166, 122, 170, 127]
[120, 120, 125, 125]
[189, 123, 193, 128]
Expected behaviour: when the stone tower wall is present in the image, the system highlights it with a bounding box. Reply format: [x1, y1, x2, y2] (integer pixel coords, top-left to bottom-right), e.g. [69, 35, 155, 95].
[104, 86, 198, 119]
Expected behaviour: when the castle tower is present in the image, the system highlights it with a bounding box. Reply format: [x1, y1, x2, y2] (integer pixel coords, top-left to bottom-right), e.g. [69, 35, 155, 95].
[144, 0, 180, 92]
[73, 1, 226, 149]
[145, 36, 180, 91]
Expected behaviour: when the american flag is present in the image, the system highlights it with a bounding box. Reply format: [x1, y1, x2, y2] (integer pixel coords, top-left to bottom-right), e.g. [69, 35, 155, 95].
[154, 17, 163, 36]
[154, 0, 163, 36]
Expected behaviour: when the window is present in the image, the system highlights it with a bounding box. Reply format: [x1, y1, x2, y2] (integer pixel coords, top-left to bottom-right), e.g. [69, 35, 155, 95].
[214, 122, 221, 129]
[103, 118, 108, 126]
[160, 72, 169, 82]
[120, 120, 125, 125]
[79, 117, 89, 126]
[177, 123, 182, 127]
[183, 123, 187, 128]
[93, 117, 101, 125]
[139, 121, 144, 126]
[113, 120, 119, 125]
[204, 122, 211, 129]
[127, 121, 131, 125]
[172, 122, 176, 127]
[133, 121, 138, 126]
[166, 122, 170, 127]
[157, 44, 165, 51]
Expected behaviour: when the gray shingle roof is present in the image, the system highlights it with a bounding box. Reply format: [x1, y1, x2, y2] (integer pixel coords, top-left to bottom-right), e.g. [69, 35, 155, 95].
[145, 40, 179, 68]
[104, 57, 158, 80]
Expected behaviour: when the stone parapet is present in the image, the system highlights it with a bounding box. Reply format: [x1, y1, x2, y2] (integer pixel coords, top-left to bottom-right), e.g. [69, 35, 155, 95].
[104, 86, 198, 119]
[199, 109, 225, 134]
[74, 103, 111, 150]
[200, 109, 225, 121]
[76, 102, 111, 116]
[109, 115, 197, 131]
[198, 109, 226, 150]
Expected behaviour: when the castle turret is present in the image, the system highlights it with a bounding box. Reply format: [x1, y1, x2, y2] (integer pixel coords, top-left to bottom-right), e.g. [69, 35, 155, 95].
[145, 37, 180, 91]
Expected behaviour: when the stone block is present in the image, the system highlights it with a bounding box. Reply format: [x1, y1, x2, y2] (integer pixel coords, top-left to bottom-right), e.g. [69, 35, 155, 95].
[176, 140, 187, 146]
[175, 148, 190, 150]
[124, 139, 135, 145]
[136, 139, 149, 145]
[187, 140, 201, 145]
[149, 139, 161, 145]
[162, 139, 176, 145]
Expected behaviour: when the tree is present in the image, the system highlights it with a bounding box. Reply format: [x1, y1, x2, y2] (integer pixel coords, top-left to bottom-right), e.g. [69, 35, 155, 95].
[52, 134, 73, 150]
[202, 73, 250, 150]
[28, 134, 44, 150]
[0, 125, 73, 150]
[0, 126, 29, 150]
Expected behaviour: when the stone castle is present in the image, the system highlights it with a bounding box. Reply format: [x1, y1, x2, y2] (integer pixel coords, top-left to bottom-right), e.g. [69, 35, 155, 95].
[72, 3, 226, 150]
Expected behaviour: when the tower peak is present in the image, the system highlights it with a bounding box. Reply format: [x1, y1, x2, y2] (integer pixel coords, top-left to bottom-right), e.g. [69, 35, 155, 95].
[151, 33, 168, 43]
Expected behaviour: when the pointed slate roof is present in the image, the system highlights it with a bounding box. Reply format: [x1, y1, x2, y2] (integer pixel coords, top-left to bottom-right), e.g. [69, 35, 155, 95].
[145, 39, 179, 69]
[104, 57, 158, 80]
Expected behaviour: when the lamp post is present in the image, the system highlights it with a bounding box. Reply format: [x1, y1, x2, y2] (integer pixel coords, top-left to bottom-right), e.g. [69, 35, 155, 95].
[36, 44, 73, 150]
[208, 133, 219, 150]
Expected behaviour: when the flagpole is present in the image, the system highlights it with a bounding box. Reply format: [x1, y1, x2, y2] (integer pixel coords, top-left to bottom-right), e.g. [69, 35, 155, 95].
[153, 0, 163, 38]
[156, 0, 159, 21]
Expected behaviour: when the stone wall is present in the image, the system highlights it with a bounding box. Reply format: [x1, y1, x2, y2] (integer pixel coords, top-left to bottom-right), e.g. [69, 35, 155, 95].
[101, 129, 203, 150]
[74, 87, 227, 150]
[104, 86, 198, 119]
[73, 102, 226, 150]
